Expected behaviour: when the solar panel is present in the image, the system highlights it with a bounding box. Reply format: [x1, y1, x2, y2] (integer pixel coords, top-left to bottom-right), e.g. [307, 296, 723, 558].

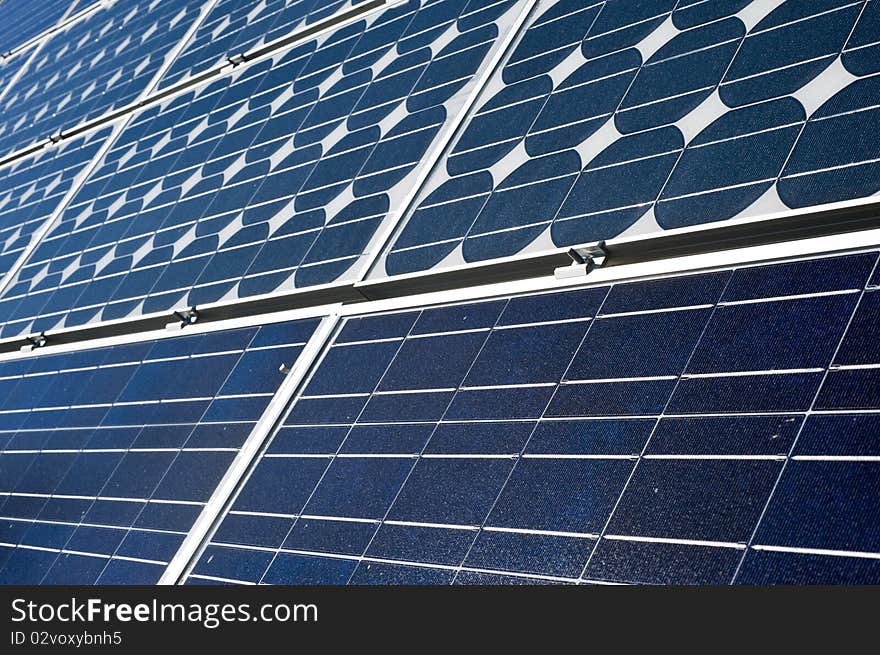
[0, 314, 321, 584]
[0, 0, 876, 590]
[0, 127, 110, 288]
[187, 250, 880, 585]
[0, 0, 207, 159]
[158, 0, 371, 89]
[0, 0, 76, 55]
[371, 0, 880, 279]
[0, 0, 531, 338]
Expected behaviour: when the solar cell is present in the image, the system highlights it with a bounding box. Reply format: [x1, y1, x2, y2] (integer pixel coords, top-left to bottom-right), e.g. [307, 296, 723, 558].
[0, 0, 531, 339]
[158, 0, 372, 89]
[374, 0, 880, 279]
[0, 314, 321, 584]
[0, 0, 207, 159]
[188, 249, 880, 585]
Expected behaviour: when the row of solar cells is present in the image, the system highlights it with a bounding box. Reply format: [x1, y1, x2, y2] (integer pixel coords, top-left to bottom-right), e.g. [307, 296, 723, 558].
[0, 316, 320, 584]
[2, 248, 879, 584]
[1, 0, 879, 344]
[381, 0, 880, 275]
[190, 250, 880, 585]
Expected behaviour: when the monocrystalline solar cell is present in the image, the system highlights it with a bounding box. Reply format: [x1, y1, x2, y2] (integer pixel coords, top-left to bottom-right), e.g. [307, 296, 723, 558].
[0, 126, 109, 287]
[0, 0, 207, 159]
[0, 0, 530, 339]
[0, 315, 320, 584]
[188, 250, 880, 585]
[373, 0, 880, 279]
[158, 0, 371, 89]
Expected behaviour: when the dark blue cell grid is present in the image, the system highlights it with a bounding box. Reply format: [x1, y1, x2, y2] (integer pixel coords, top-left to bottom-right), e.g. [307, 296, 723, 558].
[0, 316, 319, 585]
[192, 250, 880, 585]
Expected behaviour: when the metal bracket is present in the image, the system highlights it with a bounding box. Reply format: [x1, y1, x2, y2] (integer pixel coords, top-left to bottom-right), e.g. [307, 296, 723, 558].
[166, 307, 200, 331]
[554, 243, 608, 280]
[227, 53, 247, 67]
[20, 332, 48, 352]
[278, 362, 292, 375]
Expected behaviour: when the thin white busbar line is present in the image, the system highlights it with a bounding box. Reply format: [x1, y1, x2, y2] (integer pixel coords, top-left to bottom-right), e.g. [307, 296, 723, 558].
[597, 304, 715, 319]
[680, 368, 825, 379]
[0, 514, 185, 536]
[521, 454, 638, 460]
[830, 363, 880, 371]
[372, 387, 458, 395]
[717, 289, 861, 306]
[227, 510, 299, 520]
[459, 566, 581, 584]
[602, 534, 747, 549]
[750, 545, 880, 560]
[642, 454, 788, 461]
[482, 526, 599, 540]
[790, 455, 880, 462]
[562, 376, 678, 385]
[334, 453, 418, 458]
[383, 519, 478, 531]
[459, 382, 556, 391]
[0, 540, 167, 566]
[0, 492, 201, 506]
[187, 573, 257, 585]
[297, 515, 378, 525]
[493, 317, 593, 330]
[420, 453, 517, 459]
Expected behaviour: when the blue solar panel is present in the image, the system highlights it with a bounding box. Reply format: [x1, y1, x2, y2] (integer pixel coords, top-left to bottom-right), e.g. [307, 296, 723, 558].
[0, 315, 320, 584]
[0, 0, 75, 54]
[0, 0, 207, 159]
[188, 250, 880, 585]
[159, 0, 370, 89]
[375, 0, 880, 278]
[0, 127, 110, 287]
[0, 0, 529, 338]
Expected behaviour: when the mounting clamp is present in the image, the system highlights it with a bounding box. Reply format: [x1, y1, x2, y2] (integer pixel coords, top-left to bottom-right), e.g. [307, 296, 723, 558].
[166, 307, 200, 331]
[20, 332, 48, 352]
[554, 243, 608, 280]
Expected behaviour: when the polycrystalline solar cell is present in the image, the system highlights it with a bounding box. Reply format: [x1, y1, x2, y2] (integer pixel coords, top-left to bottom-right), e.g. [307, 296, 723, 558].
[0, 127, 110, 286]
[0, 316, 320, 585]
[0, 0, 207, 159]
[159, 0, 370, 89]
[188, 250, 880, 585]
[0, 0, 74, 54]
[0, 0, 529, 339]
[376, 0, 880, 279]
